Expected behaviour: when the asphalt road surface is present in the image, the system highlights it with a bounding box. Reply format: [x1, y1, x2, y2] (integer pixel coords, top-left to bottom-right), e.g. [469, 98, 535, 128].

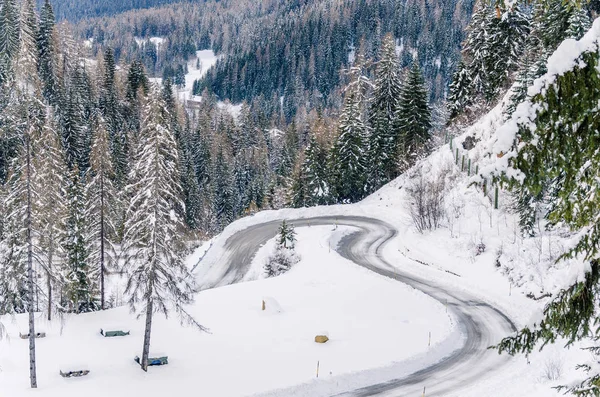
[203, 216, 517, 396]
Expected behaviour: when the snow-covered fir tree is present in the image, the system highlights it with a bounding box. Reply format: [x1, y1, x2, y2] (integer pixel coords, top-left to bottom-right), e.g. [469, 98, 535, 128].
[213, 149, 235, 233]
[0, 0, 20, 84]
[291, 131, 330, 208]
[496, 29, 600, 396]
[38, 0, 59, 105]
[447, 61, 472, 119]
[368, 33, 403, 190]
[0, 91, 46, 388]
[100, 47, 127, 186]
[396, 62, 432, 168]
[264, 220, 299, 277]
[123, 84, 207, 372]
[85, 114, 118, 310]
[451, 0, 529, 115]
[566, 6, 592, 40]
[331, 59, 370, 204]
[64, 165, 97, 313]
[33, 113, 67, 320]
[331, 89, 368, 203]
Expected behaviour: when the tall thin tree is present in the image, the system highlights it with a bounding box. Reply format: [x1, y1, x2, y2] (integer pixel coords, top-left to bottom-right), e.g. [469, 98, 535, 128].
[123, 85, 207, 372]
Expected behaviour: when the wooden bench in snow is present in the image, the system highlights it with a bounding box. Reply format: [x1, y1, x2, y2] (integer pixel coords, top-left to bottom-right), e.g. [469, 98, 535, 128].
[19, 332, 46, 339]
[60, 369, 90, 378]
[100, 329, 130, 337]
[134, 355, 169, 366]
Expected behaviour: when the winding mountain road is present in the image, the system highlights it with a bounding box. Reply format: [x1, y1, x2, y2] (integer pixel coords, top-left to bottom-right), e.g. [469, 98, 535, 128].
[203, 216, 517, 396]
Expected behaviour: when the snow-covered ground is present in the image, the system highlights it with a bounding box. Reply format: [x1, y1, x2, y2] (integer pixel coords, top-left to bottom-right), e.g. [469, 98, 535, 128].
[0, 227, 456, 396]
[178, 49, 219, 101]
[1, 72, 591, 397]
[190, 88, 590, 395]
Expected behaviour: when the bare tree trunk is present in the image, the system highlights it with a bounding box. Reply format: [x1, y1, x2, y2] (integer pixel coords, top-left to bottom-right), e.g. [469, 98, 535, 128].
[140, 297, 153, 372]
[47, 240, 52, 321]
[100, 173, 105, 310]
[25, 133, 37, 388]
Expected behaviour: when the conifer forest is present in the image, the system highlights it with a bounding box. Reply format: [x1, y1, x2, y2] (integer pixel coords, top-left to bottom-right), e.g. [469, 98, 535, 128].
[1, 0, 600, 396]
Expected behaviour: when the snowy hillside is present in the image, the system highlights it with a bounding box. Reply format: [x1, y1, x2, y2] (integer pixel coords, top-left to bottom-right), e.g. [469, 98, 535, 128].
[0, 96, 591, 396]
[1, 226, 457, 397]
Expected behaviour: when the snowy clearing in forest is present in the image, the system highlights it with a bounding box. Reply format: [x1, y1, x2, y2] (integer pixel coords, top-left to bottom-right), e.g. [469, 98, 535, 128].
[0, 226, 455, 397]
[178, 49, 219, 101]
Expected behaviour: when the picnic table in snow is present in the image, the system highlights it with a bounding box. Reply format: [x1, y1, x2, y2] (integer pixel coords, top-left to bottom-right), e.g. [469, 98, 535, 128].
[19, 331, 46, 339]
[135, 355, 169, 366]
[100, 328, 130, 337]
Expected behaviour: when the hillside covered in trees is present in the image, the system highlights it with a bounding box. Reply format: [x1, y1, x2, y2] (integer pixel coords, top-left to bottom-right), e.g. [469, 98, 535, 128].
[66, 0, 474, 112]
[43, 0, 196, 21]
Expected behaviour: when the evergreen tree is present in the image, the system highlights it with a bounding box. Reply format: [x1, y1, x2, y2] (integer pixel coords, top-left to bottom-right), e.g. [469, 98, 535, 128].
[123, 85, 207, 371]
[33, 113, 68, 320]
[396, 62, 432, 167]
[213, 149, 235, 232]
[566, 6, 592, 40]
[277, 220, 296, 249]
[264, 220, 299, 277]
[369, 33, 403, 190]
[289, 158, 308, 208]
[64, 166, 97, 313]
[447, 61, 472, 118]
[496, 44, 600, 397]
[459, 1, 529, 108]
[0, 0, 20, 84]
[0, 94, 46, 388]
[17, 0, 39, 92]
[331, 89, 368, 203]
[124, 60, 149, 136]
[100, 48, 127, 185]
[86, 115, 118, 310]
[539, 0, 572, 52]
[293, 133, 330, 207]
[37, 0, 58, 105]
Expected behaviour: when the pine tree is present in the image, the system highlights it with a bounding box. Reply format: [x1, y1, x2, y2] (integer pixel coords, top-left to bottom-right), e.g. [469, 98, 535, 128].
[539, 0, 572, 52]
[396, 62, 432, 167]
[462, 0, 490, 99]
[331, 88, 368, 203]
[213, 149, 235, 232]
[506, 9, 545, 119]
[369, 33, 403, 190]
[64, 166, 97, 313]
[277, 220, 296, 249]
[496, 43, 600, 397]
[566, 6, 592, 40]
[124, 60, 149, 136]
[123, 85, 207, 372]
[289, 157, 308, 208]
[295, 133, 330, 207]
[100, 48, 127, 185]
[264, 220, 299, 277]
[447, 61, 473, 119]
[1, 94, 46, 389]
[33, 113, 67, 320]
[37, 0, 58, 105]
[0, 0, 20, 84]
[86, 115, 118, 310]
[16, 0, 39, 92]
[493, 4, 530, 93]
[460, 1, 529, 107]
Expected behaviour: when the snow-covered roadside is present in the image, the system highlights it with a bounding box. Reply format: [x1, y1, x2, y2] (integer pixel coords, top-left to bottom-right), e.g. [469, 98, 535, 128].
[192, 91, 589, 395]
[0, 227, 455, 397]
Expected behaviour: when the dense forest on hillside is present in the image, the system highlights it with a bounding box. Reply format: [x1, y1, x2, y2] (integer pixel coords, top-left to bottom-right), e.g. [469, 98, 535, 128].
[43, 0, 195, 21]
[66, 0, 474, 116]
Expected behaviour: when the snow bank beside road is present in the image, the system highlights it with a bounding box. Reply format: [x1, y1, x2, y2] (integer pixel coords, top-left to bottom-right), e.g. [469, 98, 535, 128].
[0, 227, 455, 397]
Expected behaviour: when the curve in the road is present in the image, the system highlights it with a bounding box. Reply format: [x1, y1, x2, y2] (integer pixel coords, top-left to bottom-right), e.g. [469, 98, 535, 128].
[203, 216, 517, 396]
